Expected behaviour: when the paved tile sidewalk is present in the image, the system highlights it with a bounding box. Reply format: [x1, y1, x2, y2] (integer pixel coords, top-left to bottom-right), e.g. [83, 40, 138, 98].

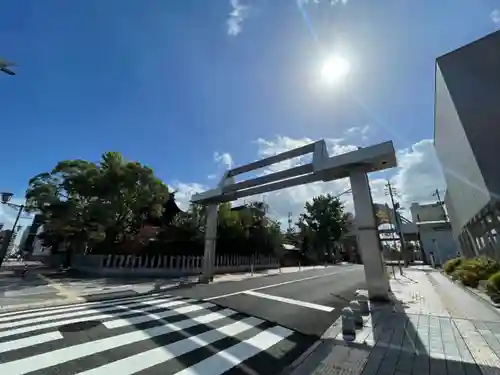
[291, 266, 500, 375]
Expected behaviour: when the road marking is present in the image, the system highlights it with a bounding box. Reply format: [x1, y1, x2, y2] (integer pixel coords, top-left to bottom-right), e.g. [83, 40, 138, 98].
[0, 291, 168, 320]
[0, 297, 191, 339]
[0, 296, 183, 329]
[204, 266, 360, 301]
[0, 331, 63, 352]
[1, 309, 238, 375]
[176, 326, 293, 375]
[103, 302, 215, 329]
[243, 290, 335, 312]
[77, 317, 264, 375]
[35, 273, 83, 301]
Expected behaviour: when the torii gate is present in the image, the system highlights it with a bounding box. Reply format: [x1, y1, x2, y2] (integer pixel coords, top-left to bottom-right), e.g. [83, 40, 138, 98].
[191, 140, 397, 301]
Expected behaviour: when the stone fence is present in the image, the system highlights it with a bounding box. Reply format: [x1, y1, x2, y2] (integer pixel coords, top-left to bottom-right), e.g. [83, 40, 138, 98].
[71, 253, 280, 277]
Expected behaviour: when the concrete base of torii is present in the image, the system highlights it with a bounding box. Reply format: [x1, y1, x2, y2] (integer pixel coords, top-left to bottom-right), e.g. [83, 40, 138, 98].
[350, 170, 391, 302]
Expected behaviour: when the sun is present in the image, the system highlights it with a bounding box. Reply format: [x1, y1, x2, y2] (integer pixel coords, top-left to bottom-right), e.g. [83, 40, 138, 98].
[320, 55, 350, 84]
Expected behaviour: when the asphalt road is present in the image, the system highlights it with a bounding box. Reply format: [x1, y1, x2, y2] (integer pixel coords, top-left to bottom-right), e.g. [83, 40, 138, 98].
[169, 264, 366, 337]
[0, 263, 367, 375]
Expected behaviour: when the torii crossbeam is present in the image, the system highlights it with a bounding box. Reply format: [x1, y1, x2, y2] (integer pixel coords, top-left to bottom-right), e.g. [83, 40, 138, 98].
[192, 140, 397, 301]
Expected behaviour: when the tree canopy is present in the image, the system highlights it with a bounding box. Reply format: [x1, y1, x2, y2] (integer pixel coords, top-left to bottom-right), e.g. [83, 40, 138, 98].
[297, 193, 348, 262]
[24, 151, 351, 265]
[162, 201, 283, 257]
[25, 152, 170, 254]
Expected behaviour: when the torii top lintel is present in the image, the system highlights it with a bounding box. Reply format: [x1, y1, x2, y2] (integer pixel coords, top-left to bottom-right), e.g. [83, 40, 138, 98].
[192, 140, 397, 205]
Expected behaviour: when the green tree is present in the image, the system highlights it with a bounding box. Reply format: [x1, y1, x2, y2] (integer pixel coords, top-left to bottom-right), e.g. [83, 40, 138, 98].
[298, 193, 348, 263]
[25, 152, 170, 260]
[168, 200, 283, 257]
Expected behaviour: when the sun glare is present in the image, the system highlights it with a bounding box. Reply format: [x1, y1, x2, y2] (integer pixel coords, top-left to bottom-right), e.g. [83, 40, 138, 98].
[320, 55, 350, 84]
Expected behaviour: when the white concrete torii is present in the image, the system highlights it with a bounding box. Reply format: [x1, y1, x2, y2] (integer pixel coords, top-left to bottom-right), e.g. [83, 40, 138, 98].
[191, 140, 397, 301]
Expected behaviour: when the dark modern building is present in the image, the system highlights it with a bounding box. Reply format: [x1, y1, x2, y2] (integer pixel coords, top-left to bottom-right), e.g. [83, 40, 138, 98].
[434, 30, 500, 260]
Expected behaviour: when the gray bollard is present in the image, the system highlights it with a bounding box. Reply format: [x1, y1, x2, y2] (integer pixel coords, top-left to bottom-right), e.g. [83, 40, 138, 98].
[349, 301, 364, 327]
[355, 289, 369, 297]
[357, 297, 370, 315]
[341, 307, 356, 339]
[355, 290, 370, 315]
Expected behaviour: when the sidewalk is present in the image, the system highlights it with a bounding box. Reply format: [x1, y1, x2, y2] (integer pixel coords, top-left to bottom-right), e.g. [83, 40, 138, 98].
[290, 265, 500, 375]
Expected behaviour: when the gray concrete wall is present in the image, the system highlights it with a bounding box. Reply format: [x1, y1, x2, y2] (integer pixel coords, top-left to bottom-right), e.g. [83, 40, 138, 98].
[434, 63, 491, 231]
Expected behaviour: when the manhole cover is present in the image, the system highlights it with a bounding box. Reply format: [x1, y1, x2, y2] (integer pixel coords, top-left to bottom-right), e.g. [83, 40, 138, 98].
[59, 320, 103, 333]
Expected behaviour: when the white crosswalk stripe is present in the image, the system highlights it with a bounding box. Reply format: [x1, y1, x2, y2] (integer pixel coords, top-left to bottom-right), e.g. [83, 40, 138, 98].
[0, 292, 311, 375]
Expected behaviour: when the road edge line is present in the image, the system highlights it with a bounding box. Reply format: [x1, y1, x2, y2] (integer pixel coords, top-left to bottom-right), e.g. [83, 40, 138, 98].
[204, 267, 360, 301]
[35, 273, 83, 302]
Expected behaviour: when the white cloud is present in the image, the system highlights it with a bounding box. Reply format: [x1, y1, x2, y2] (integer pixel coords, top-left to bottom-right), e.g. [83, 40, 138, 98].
[393, 139, 446, 209]
[174, 136, 446, 227]
[345, 124, 370, 141]
[297, 0, 349, 7]
[214, 152, 234, 169]
[170, 181, 208, 211]
[491, 9, 500, 24]
[227, 0, 249, 36]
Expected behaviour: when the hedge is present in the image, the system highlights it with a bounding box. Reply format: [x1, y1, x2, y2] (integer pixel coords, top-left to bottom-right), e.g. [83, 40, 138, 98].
[450, 256, 500, 288]
[443, 257, 464, 275]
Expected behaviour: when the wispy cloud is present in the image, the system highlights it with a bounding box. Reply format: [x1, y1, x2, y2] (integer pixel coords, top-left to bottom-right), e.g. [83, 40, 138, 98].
[297, 0, 349, 7]
[345, 124, 370, 141]
[214, 151, 234, 169]
[491, 9, 500, 24]
[227, 0, 249, 36]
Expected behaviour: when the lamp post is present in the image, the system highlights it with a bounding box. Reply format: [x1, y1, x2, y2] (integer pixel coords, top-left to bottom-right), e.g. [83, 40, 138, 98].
[0, 192, 25, 266]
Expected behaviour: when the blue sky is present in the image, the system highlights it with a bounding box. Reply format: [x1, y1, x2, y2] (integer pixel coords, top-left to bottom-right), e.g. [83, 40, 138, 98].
[1, 0, 499, 229]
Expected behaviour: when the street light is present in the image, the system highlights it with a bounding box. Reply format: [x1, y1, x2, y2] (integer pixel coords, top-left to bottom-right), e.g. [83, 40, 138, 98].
[0, 192, 25, 266]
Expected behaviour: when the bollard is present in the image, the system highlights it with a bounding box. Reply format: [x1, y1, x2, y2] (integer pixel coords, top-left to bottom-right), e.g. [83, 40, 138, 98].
[251, 263, 254, 276]
[356, 297, 370, 315]
[349, 301, 364, 327]
[355, 290, 370, 315]
[341, 307, 356, 340]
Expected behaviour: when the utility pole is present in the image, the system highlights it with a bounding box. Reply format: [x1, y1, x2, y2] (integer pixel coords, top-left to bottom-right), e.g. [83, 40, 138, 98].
[385, 180, 407, 268]
[287, 212, 293, 232]
[432, 188, 448, 222]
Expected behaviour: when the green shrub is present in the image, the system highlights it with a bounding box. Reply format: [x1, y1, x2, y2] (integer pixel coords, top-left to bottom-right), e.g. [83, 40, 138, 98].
[443, 257, 464, 274]
[459, 257, 500, 281]
[452, 269, 480, 287]
[487, 271, 500, 295]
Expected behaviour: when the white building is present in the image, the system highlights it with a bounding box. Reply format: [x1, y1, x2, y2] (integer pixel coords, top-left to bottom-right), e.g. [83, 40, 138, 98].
[410, 202, 459, 265]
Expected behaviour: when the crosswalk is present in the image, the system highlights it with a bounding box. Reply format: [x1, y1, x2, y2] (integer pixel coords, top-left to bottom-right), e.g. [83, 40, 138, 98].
[0, 292, 314, 375]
